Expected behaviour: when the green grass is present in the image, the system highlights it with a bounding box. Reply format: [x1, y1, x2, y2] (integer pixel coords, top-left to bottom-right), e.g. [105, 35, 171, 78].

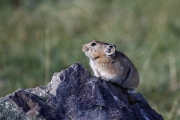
[0, 0, 180, 119]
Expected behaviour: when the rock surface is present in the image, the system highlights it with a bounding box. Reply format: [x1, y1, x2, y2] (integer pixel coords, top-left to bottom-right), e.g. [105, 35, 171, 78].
[0, 63, 163, 120]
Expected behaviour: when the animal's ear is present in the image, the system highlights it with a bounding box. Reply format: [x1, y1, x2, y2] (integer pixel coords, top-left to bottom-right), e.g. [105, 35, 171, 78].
[105, 44, 116, 56]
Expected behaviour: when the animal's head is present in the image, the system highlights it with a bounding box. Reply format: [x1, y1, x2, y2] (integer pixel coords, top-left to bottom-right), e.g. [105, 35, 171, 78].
[82, 40, 116, 60]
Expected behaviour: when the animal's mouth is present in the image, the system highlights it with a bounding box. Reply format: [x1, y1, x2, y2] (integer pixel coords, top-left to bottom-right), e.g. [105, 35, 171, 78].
[85, 52, 90, 58]
[82, 46, 90, 58]
[82, 48, 94, 60]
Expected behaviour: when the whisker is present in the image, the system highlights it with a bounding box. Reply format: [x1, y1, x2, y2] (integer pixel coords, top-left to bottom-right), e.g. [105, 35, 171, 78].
[75, 51, 82, 60]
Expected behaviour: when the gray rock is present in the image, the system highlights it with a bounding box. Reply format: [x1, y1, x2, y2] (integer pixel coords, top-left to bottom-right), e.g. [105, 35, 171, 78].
[0, 63, 163, 120]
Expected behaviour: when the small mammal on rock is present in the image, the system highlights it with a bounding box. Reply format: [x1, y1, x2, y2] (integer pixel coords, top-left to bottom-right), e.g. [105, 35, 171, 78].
[82, 40, 140, 93]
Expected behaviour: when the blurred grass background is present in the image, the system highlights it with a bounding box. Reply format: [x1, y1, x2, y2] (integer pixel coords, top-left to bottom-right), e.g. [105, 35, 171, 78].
[0, 0, 180, 119]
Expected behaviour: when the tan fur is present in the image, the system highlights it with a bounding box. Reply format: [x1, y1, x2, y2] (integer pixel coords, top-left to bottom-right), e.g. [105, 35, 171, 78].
[82, 40, 140, 92]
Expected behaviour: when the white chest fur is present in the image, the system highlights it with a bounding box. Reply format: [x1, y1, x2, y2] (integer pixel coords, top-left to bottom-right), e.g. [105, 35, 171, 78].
[89, 59, 117, 80]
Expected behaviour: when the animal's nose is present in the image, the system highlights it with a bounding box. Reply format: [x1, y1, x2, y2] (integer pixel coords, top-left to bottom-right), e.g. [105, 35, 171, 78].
[82, 45, 89, 52]
[82, 44, 87, 48]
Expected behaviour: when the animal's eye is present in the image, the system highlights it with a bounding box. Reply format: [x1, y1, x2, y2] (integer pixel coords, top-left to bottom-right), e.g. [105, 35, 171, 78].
[91, 42, 96, 46]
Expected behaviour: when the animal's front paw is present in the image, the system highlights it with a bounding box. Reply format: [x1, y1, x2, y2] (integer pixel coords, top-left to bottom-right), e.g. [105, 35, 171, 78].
[127, 89, 135, 94]
[98, 77, 110, 82]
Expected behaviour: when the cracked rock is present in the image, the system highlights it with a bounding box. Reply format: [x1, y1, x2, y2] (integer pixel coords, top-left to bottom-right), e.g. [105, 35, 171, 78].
[0, 63, 163, 120]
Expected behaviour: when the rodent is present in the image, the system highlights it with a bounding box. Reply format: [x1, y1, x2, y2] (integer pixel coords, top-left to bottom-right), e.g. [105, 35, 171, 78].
[82, 40, 140, 93]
